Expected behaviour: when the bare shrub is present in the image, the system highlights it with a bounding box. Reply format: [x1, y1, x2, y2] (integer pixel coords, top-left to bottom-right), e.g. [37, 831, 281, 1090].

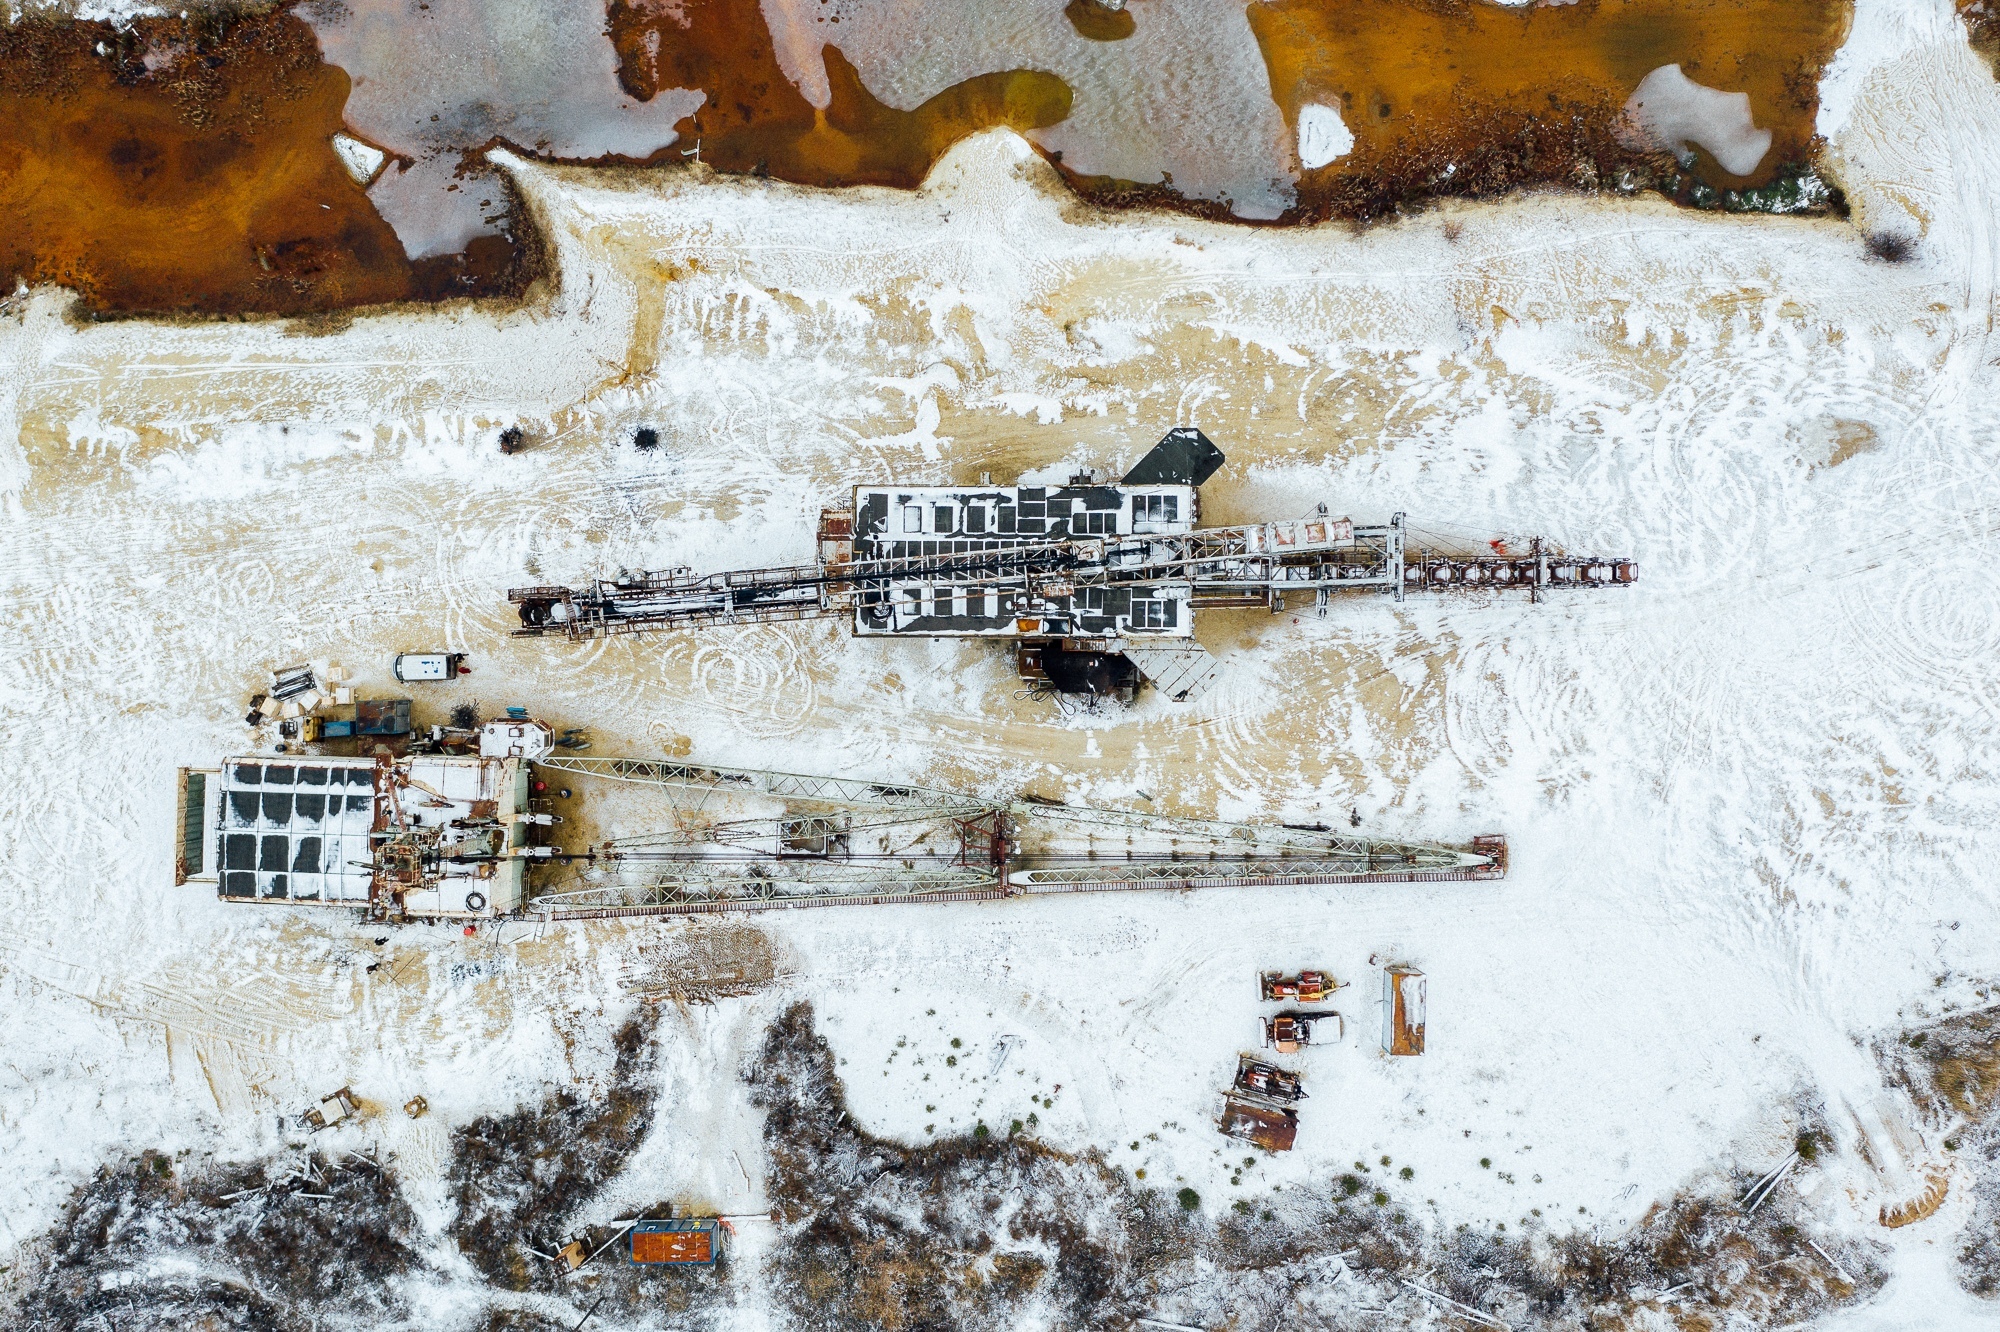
[16, 1148, 418, 1330]
[747, 1003, 1883, 1332]
[447, 1009, 664, 1289]
[1887, 1006, 2000, 1296]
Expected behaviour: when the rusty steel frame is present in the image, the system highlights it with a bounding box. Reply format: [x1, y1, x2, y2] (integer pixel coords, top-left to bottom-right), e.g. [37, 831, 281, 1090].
[524, 757, 1505, 920]
[509, 506, 1635, 642]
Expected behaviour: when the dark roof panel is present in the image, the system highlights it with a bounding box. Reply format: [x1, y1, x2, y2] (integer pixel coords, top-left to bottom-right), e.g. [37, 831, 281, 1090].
[1122, 427, 1226, 486]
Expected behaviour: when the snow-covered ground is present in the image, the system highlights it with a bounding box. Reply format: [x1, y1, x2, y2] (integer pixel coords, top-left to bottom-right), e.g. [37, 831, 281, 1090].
[4, 0, 2000, 1322]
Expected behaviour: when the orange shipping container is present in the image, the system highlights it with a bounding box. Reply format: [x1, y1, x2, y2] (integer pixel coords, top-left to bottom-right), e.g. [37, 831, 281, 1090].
[1382, 966, 1425, 1056]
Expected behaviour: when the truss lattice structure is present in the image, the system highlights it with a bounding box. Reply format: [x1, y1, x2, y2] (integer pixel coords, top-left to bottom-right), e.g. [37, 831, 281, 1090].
[511, 510, 1636, 641]
[524, 755, 1505, 920]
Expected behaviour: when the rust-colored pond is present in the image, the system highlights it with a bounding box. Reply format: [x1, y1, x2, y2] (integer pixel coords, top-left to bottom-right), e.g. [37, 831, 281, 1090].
[0, 0, 1861, 317]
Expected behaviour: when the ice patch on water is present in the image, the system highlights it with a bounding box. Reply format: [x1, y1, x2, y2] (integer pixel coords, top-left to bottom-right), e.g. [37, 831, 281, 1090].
[1295, 102, 1353, 169]
[367, 155, 502, 262]
[761, 0, 835, 109]
[331, 133, 387, 186]
[306, 0, 704, 254]
[1619, 64, 1773, 176]
[761, 0, 1296, 219]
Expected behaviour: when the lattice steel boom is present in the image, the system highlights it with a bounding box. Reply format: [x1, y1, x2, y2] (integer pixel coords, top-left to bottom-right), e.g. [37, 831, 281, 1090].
[522, 755, 1505, 920]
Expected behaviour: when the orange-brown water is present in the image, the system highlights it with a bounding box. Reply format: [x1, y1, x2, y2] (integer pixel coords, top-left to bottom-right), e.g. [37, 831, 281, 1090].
[2, 0, 1863, 316]
[0, 12, 416, 317]
[1249, 0, 1853, 216]
[606, 0, 1071, 189]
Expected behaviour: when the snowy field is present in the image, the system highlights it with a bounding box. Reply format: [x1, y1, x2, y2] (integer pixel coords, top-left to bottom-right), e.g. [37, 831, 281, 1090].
[4, 0, 2000, 1324]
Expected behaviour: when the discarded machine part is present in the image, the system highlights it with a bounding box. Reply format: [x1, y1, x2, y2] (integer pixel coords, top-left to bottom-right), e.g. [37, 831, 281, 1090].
[1219, 1094, 1298, 1152]
[303, 1087, 358, 1131]
[1262, 1011, 1341, 1053]
[271, 664, 316, 701]
[631, 1218, 725, 1266]
[403, 1095, 428, 1118]
[1383, 965, 1426, 1056]
[393, 652, 467, 682]
[508, 427, 1636, 702]
[1260, 969, 1341, 1003]
[1234, 1056, 1307, 1102]
[357, 698, 413, 736]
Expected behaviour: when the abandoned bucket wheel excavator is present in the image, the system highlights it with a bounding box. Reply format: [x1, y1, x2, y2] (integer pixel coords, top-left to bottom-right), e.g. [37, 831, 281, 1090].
[508, 427, 1637, 703]
[175, 726, 1508, 922]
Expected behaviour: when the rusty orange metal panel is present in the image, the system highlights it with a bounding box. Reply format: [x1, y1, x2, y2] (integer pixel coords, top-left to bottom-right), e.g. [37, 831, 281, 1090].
[1218, 1094, 1298, 1152]
[1383, 966, 1426, 1056]
[631, 1229, 713, 1264]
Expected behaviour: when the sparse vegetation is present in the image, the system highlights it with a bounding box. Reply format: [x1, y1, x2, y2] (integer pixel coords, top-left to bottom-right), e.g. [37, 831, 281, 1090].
[744, 1003, 1883, 1332]
[15, 1006, 736, 1332]
[446, 1009, 678, 1312]
[16, 1148, 419, 1329]
[13, 1004, 1894, 1331]
[1866, 231, 1917, 263]
[1883, 1006, 2000, 1295]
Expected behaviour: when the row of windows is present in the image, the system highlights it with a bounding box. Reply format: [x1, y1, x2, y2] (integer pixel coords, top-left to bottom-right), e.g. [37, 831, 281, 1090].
[226, 789, 374, 830]
[880, 586, 1179, 627]
[896, 495, 1177, 537]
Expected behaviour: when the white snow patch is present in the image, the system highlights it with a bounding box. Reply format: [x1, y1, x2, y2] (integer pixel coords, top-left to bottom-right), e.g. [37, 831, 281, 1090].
[1619, 63, 1773, 176]
[1296, 102, 1354, 170]
[1818, 0, 1964, 138]
[331, 133, 387, 186]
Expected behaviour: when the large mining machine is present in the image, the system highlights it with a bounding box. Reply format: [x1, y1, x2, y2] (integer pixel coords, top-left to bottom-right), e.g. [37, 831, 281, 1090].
[509, 428, 1636, 702]
[176, 736, 1504, 921]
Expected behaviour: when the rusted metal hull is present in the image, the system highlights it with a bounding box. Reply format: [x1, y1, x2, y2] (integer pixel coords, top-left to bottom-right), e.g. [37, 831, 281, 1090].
[1219, 1095, 1299, 1152]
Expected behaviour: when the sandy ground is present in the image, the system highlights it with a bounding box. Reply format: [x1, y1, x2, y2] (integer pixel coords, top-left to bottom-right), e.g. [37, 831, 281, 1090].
[4, 0, 2000, 1322]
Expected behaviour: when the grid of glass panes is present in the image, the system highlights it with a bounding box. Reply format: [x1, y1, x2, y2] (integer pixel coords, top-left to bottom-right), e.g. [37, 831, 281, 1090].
[217, 761, 377, 902]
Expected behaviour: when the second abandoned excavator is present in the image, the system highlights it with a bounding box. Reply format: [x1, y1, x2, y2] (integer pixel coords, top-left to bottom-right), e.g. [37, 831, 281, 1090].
[510, 428, 1637, 703]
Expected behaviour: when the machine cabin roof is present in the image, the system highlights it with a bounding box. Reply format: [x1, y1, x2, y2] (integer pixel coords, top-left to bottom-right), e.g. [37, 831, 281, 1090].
[851, 482, 1197, 639]
[205, 753, 527, 917]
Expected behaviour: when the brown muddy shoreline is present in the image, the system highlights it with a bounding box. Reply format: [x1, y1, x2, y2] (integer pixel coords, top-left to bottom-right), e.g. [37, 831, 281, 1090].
[3, 0, 1866, 319]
